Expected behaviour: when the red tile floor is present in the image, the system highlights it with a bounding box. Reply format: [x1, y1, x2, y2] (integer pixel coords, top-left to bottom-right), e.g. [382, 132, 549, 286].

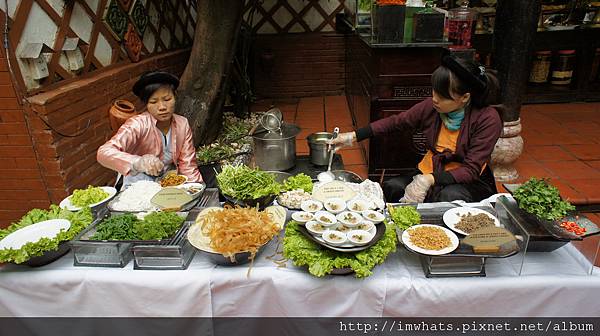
[252, 97, 600, 265]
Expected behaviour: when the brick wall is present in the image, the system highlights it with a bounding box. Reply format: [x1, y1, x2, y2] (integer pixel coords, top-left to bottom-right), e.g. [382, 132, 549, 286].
[0, 49, 190, 228]
[0, 45, 52, 225]
[253, 33, 345, 98]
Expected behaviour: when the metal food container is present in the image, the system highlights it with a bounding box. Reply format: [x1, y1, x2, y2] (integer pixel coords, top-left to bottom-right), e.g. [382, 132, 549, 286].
[306, 132, 333, 166]
[252, 123, 301, 171]
[71, 189, 220, 268]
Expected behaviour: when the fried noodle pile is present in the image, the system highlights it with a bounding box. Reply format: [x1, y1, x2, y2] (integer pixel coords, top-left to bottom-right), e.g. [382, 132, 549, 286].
[199, 206, 279, 262]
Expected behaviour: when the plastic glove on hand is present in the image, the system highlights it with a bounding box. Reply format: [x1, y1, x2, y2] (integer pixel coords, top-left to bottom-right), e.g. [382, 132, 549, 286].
[399, 174, 434, 203]
[327, 132, 356, 149]
[132, 154, 164, 176]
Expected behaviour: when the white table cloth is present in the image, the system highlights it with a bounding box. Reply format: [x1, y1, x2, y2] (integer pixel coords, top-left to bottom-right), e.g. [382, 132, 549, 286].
[1, 235, 598, 317]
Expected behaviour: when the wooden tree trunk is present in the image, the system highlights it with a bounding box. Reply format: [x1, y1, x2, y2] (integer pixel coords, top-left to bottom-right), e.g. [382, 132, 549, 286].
[177, 0, 244, 146]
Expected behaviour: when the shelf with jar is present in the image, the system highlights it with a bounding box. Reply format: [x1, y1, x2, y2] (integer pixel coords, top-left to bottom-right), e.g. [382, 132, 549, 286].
[469, 1, 600, 103]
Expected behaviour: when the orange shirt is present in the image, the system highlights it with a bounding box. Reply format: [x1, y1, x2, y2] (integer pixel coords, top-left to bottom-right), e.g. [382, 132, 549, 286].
[418, 125, 461, 174]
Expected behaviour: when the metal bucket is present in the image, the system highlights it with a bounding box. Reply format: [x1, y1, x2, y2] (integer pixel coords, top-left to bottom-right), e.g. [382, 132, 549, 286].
[252, 123, 301, 171]
[306, 132, 333, 166]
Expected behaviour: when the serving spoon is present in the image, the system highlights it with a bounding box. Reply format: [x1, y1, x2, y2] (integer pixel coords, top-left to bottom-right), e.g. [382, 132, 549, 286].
[317, 127, 339, 183]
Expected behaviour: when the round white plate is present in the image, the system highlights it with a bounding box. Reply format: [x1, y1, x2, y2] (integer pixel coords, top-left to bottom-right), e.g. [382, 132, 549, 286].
[0, 219, 71, 250]
[442, 207, 501, 236]
[402, 224, 459, 256]
[60, 186, 117, 211]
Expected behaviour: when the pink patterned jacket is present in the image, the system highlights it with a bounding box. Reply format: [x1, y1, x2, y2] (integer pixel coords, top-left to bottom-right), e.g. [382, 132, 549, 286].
[97, 112, 202, 182]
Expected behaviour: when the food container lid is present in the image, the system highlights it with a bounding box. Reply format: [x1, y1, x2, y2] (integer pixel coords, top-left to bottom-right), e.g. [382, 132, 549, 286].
[151, 188, 193, 211]
[252, 123, 300, 140]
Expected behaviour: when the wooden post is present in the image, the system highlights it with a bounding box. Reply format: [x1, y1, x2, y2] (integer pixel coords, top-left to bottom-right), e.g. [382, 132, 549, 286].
[489, 0, 541, 182]
[493, 0, 541, 122]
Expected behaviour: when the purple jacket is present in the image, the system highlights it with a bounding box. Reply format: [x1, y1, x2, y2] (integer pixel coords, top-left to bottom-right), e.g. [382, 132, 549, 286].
[357, 98, 502, 185]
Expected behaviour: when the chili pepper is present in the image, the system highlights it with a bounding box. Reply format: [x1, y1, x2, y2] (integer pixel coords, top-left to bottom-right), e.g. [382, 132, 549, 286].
[559, 220, 586, 235]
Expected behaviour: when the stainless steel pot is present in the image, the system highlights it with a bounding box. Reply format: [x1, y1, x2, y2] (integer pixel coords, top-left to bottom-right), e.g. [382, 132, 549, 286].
[306, 132, 333, 166]
[252, 123, 301, 171]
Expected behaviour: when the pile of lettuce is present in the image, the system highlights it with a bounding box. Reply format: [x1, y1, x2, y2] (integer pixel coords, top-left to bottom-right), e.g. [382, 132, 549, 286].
[0, 205, 93, 264]
[70, 185, 109, 207]
[283, 173, 313, 193]
[387, 205, 420, 230]
[283, 221, 398, 277]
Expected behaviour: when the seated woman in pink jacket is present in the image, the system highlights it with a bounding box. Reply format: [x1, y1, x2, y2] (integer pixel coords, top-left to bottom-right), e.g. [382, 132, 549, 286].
[97, 71, 202, 187]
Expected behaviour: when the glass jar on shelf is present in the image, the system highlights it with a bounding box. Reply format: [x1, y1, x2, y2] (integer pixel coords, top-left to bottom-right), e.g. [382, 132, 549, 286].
[447, 0, 478, 49]
[550, 50, 576, 86]
[529, 50, 552, 84]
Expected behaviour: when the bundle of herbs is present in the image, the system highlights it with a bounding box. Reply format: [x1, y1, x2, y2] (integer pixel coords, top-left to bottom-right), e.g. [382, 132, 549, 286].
[513, 178, 575, 221]
[196, 113, 255, 165]
[90, 212, 184, 241]
[216, 164, 281, 201]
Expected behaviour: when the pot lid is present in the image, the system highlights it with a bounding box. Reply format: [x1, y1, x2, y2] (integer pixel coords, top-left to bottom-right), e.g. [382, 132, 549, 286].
[252, 123, 300, 140]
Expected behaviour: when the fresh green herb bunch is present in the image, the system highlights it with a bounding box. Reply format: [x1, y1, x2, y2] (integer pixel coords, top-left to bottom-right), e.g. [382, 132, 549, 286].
[134, 212, 184, 241]
[387, 205, 420, 230]
[513, 178, 575, 221]
[220, 117, 252, 144]
[283, 221, 397, 278]
[196, 143, 236, 164]
[90, 212, 184, 241]
[216, 164, 281, 200]
[91, 214, 138, 240]
[0, 205, 93, 264]
[283, 173, 314, 193]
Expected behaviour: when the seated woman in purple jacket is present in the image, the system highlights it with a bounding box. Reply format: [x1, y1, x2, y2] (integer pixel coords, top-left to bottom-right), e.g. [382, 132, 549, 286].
[330, 56, 502, 203]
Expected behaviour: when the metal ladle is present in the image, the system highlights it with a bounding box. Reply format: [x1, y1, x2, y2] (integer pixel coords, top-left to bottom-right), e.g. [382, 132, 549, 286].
[260, 108, 283, 135]
[317, 127, 339, 183]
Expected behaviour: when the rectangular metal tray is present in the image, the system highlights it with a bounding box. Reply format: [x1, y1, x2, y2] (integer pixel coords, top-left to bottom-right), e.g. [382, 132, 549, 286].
[70, 189, 219, 268]
[70, 210, 185, 268]
[131, 223, 196, 270]
[502, 184, 600, 240]
[132, 189, 220, 270]
[391, 203, 521, 258]
[420, 255, 486, 278]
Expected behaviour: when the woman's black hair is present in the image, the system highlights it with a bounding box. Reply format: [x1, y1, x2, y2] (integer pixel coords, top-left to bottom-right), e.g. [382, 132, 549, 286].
[431, 56, 499, 108]
[139, 83, 176, 104]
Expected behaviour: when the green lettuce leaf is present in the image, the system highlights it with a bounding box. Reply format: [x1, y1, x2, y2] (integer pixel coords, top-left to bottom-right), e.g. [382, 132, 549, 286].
[283, 220, 398, 278]
[0, 205, 93, 264]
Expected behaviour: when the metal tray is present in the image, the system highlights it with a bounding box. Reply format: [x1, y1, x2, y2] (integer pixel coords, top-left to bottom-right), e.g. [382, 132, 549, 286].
[391, 203, 521, 258]
[503, 184, 600, 241]
[75, 210, 188, 245]
[132, 189, 220, 270]
[131, 223, 196, 270]
[107, 183, 205, 213]
[496, 195, 600, 252]
[71, 189, 219, 268]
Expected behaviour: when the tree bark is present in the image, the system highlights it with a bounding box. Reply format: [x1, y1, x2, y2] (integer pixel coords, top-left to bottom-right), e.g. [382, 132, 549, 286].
[492, 0, 541, 122]
[177, 0, 244, 146]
